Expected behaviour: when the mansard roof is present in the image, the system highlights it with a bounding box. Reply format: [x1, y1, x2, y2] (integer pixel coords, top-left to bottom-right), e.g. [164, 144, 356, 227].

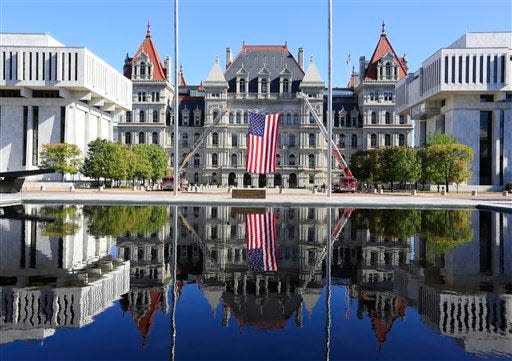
[224, 42, 305, 93]
[364, 22, 408, 81]
[130, 23, 167, 81]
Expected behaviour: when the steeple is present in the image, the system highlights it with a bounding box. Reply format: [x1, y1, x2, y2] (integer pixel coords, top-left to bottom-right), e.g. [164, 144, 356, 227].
[300, 56, 324, 89]
[381, 20, 386, 35]
[204, 57, 228, 87]
[127, 23, 168, 81]
[146, 22, 151, 38]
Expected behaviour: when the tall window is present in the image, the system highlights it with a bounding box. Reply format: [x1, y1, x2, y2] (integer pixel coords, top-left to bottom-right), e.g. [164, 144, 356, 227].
[339, 134, 346, 148]
[371, 134, 377, 147]
[282, 78, 289, 93]
[261, 79, 268, 93]
[308, 133, 315, 147]
[229, 113, 234, 124]
[232, 134, 238, 147]
[293, 113, 299, 124]
[385, 134, 391, 146]
[351, 134, 358, 148]
[194, 153, 200, 167]
[231, 154, 237, 167]
[182, 133, 189, 147]
[286, 113, 292, 124]
[212, 153, 218, 167]
[152, 132, 159, 144]
[239, 78, 246, 93]
[371, 112, 377, 124]
[289, 134, 296, 147]
[140, 62, 146, 77]
[243, 113, 248, 124]
[236, 113, 241, 124]
[125, 132, 132, 144]
[212, 132, 219, 146]
[385, 112, 391, 124]
[276, 154, 281, 166]
[385, 63, 391, 79]
[399, 115, 406, 124]
[126, 111, 132, 123]
[308, 154, 315, 167]
[194, 132, 200, 142]
[289, 154, 296, 166]
[153, 111, 159, 123]
[138, 132, 145, 144]
[399, 134, 405, 146]
[480, 111, 492, 184]
[139, 110, 145, 122]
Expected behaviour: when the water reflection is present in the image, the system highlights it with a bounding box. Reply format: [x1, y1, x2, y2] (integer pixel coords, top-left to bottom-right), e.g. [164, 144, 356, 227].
[0, 205, 510, 360]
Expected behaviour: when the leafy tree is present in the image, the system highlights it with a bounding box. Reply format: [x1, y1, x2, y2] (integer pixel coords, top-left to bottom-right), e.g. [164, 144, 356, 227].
[420, 209, 473, 254]
[355, 209, 421, 240]
[425, 131, 457, 147]
[102, 142, 128, 183]
[350, 150, 372, 182]
[39, 206, 80, 237]
[81, 138, 110, 181]
[135, 144, 169, 182]
[423, 144, 473, 192]
[132, 145, 153, 181]
[39, 143, 82, 181]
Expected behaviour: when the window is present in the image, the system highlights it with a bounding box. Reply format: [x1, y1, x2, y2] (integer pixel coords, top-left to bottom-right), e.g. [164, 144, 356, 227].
[236, 113, 241, 124]
[371, 134, 377, 147]
[182, 133, 189, 147]
[286, 113, 292, 124]
[212, 132, 219, 146]
[371, 112, 377, 124]
[140, 62, 146, 77]
[276, 154, 281, 166]
[289, 134, 296, 147]
[309, 174, 315, 184]
[194, 172, 199, 183]
[458, 56, 463, 83]
[385, 63, 391, 79]
[261, 78, 268, 93]
[231, 153, 237, 167]
[308, 154, 315, 167]
[229, 113, 234, 124]
[444, 56, 449, 83]
[153, 111, 159, 122]
[289, 154, 296, 166]
[243, 112, 248, 124]
[232, 134, 238, 147]
[385, 112, 391, 124]
[399, 134, 405, 146]
[339, 134, 346, 148]
[126, 111, 132, 122]
[239, 78, 246, 93]
[194, 132, 200, 142]
[385, 134, 391, 146]
[282, 78, 289, 93]
[212, 153, 218, 167]
[152, 132, 159, 144]
[293, 113, 299, 124]
[399, 115, 406, 124]
[339, 113, 346, 127]
[139, 110, 145, 122]
[194, 153, 200, 167]
[351, 134, 358, 147]
[308, 133, 315, 147]
[138, 132, 145, 144]
[125, 132, 132, 144]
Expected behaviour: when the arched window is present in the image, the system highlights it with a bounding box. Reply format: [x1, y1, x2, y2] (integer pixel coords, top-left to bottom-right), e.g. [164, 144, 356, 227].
[286, 113, 292, 124]
[371, 134, 377, 147]
[140, 62, 146, 77]
[239, 78, 246, 93]
[229, 113, 234, 124]
[212, 132, 219, 146]
[212, 153, 218, 167]
[385, 134, 391, 146]
[212, 110, 219, 123]
[371, 112, 377, 124]
[152, 132, 158, 144]
[289, 154, 296, 166]
[139, 110, 145, 122]
[125, 132, 132, 144]
[282, 78, 289, 93]
[243, 112, 248, 124]
[289, 134, 296, 148]
[308, 154, 315, 167]
[182, 133, 188, 147]
[339, 113, 345, 127]
[153, 111, 159, 123]
[236, 113, 241, 124]
[385, 112, 392, 124]
[308, 133, 315, 147]
[385, 63, 391, 79]
[232, 134, 238, 147]
[293, 113, 299, 124]
[399, 134, 405, 146]
[351, 134, 358, 148]
[193, 153, 200, 167]
[194, 172, 199, 183]
[231, 154, 237, 167]
[309, 174, 315, 184]
[194, 132, 200, 142]
[339, 134, 346, 148]
[276, 154, 281, 166]
[138, 132, 145, 144]
[126, 111, 132, 123]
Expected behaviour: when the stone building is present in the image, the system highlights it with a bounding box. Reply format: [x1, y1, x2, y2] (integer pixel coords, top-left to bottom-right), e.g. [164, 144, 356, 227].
[198, 43, 327, 188]
[0, 33, 131, 180]
[118, 24, 174, 152]
[348, 23, 413, 153]
[396, 32, 511, 187]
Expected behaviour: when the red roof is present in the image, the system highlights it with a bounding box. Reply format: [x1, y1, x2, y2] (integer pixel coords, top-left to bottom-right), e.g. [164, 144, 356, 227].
[364, 23, 408, 81]
[133, 289, 163, 347]
[179, 66, 187, 86]
[131, 23, 167, 81]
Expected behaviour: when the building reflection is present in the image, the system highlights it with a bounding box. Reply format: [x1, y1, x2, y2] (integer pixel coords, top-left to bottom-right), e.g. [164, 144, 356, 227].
[0, 205, 130, 344]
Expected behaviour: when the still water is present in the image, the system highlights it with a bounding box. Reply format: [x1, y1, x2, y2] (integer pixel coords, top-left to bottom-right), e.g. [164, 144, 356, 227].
[0, 205, 510, 361]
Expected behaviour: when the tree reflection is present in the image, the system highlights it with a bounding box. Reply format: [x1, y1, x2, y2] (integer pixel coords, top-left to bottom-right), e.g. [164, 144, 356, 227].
[39, 206, 80, 237]
[84, 206, 168, 237]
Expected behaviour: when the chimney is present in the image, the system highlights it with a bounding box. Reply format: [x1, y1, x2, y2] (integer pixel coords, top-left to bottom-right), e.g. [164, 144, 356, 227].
[226, 47, 232, 69]
[359, 56, 366, 81]
[164, 55, 171, 79]
[298, 48, 304, 69]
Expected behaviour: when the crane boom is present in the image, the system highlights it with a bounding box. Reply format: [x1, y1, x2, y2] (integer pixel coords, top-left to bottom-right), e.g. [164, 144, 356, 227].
[298, 92, 354, 178]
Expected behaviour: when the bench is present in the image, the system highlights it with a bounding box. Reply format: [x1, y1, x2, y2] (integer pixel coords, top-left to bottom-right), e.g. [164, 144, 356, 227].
[0, 169, 55, 193]
[232, 188, 266, 199]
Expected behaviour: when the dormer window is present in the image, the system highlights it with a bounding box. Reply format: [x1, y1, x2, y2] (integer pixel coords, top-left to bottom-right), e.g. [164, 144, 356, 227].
[182, 108, 190, 126]
[239, 78, 246, 93]
[385, 63, 391, 79]
[193, 108, 201, 126]
[282, 78, 290, 93]
[260, 78, 268, 94]
[140, 62, 146, 77]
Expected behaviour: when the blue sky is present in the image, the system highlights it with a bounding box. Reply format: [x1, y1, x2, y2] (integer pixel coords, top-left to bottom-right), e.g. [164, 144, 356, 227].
[1, 0, 511, 85]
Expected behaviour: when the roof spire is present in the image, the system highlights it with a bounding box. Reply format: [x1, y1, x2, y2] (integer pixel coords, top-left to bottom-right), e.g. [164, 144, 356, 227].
[146, 21, 151, 38]
[215, 55, 219, 64]
[381, 20, 386, 35]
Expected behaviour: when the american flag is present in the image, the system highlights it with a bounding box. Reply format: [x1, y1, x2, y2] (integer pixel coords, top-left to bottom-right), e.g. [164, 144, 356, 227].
[245, 211, 278, 272]
[246, 112, 281, 174]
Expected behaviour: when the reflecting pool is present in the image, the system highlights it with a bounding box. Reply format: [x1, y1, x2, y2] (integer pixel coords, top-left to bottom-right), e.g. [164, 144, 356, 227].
[0, 205, 511, 360]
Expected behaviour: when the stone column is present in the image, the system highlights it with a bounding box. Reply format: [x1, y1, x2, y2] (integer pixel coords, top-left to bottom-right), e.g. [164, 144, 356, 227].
[236, 173, 243, 188]
[267, 174, 274, 188]
[251, 174, 259, 188]
[282, 174, 289, 188]
[221, 173, 228, 187]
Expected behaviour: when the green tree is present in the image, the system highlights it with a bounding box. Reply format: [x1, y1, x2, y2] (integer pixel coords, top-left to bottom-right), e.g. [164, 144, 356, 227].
[135, 144, 169, 182]
[350, 150, 372, 182]
[39, 206, 80, 237]
[81, 138, 109, 181]
[102, 142, 128, 184]
[423, 144, 473, 192]
[425, 130, 457, 147]
[420, 209, 473, 254]
[39, 143, 82, 181]
[132, 145, 153, 182]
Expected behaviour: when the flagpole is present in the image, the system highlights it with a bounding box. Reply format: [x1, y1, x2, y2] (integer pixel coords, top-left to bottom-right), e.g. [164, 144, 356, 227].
[325, 207, 332, 361]
[173, 0, 179, 196]
[327, 0, 333, 198]
[169, 205, 178, 361]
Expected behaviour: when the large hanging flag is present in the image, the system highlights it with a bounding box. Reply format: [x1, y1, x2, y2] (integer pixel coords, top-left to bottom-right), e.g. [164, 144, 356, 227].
[245, 211, 278, 272]
[246, 112, 281, 174]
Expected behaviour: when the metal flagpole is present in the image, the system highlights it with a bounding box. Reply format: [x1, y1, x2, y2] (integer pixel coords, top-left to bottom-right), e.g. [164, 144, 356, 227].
[325, 207, 332, 361]
[169, 205, 178, 361]
[327, 0, 333, 198]
[173, 0, 179, 196]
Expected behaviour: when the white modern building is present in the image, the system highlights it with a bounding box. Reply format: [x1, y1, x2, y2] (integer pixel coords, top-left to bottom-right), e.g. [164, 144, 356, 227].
[0, 33, 132, 180]
[396, 32, 512, 187]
